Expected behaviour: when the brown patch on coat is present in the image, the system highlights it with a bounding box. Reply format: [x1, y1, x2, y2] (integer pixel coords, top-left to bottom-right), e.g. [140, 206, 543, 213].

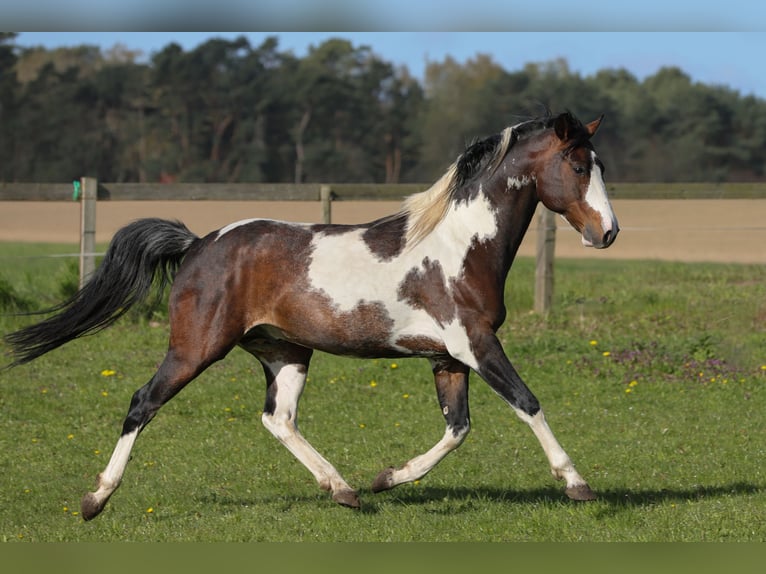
[274, 298, 397, 357]
[394, 335, 448, 355]
[397, 257, 456, 326]
[361, 214, 408, 261]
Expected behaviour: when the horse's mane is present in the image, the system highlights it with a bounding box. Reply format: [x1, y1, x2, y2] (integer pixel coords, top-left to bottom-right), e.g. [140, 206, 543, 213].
[401, 116, 539, 247]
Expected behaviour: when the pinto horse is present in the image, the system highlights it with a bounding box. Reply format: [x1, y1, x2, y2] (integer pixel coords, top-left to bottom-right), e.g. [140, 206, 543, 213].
[5, 111, 618, 520]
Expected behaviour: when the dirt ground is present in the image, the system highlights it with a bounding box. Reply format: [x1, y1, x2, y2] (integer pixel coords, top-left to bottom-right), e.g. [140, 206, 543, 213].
[1, 199, 765, 264]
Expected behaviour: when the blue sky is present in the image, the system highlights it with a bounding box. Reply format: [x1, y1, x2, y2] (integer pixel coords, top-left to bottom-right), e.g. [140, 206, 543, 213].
[13, 31, 766, 100]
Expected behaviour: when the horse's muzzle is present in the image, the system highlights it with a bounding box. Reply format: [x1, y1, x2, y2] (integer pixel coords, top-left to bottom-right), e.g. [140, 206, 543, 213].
[582, 222, 619, 249]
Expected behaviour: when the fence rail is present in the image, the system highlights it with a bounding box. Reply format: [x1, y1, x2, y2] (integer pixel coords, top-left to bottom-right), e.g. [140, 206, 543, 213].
[3, 179, 766, 310]
[3, 181, 766, 202]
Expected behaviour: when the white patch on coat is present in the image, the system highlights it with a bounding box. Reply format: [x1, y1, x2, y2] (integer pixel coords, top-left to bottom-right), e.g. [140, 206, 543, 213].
[507, 175, 534, 190]
[306, 192, 497, 360]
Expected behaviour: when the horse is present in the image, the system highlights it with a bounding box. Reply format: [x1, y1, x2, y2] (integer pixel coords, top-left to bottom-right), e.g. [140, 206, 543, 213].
[4, 110, 618, 520]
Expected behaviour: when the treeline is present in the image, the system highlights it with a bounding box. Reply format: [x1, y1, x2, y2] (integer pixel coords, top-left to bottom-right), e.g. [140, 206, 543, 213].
[2, 33, 765, 185]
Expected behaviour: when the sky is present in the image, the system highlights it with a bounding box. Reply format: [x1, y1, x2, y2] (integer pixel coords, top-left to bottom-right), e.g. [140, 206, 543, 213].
[12, 31, 766, 100]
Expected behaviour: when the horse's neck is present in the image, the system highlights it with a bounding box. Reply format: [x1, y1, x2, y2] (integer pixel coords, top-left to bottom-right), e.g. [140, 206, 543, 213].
[433, 177, 539, 275]
[496, 180, 540, 266]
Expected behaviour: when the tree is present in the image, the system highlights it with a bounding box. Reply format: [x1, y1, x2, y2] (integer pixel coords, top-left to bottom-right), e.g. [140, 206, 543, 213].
[0, 33, 19, 181]
[418, 54, 508, 179]
[3, 40, 766, 185]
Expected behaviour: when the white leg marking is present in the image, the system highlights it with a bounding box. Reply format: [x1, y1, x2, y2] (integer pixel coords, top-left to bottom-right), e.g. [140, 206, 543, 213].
[88, 429, 139, 506]
[386, 425, 470, 487]
[261, 362, 355, 497]
[516, 409, 588, 488]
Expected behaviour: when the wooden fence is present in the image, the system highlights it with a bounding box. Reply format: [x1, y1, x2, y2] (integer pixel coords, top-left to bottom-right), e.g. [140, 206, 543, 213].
[2, 179, 765, 312]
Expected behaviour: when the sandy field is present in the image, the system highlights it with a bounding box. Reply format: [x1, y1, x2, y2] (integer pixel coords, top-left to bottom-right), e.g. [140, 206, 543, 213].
[1, 199, 765, 264]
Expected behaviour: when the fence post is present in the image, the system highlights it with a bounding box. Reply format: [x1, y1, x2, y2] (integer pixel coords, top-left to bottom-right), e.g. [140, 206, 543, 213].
[320, 184, 332, 224]
[534, 206, 556, 314]
[79, 176, 97, 288]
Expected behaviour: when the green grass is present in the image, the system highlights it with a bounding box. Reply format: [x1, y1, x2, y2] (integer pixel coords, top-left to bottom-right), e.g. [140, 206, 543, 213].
[0, 242, 764, 541]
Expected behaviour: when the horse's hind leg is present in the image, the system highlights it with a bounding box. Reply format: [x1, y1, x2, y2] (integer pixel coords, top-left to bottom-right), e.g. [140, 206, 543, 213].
[250, 341, 360, 508]
[80, 349, 208, 520]
[372, 358, 470, 492]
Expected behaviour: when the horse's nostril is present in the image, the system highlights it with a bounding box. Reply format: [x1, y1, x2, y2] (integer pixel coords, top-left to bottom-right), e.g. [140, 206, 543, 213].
[602, 226, 618, 247]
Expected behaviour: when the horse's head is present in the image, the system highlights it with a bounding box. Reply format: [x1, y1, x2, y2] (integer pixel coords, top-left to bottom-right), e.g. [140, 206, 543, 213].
[532, 112, 619, 249]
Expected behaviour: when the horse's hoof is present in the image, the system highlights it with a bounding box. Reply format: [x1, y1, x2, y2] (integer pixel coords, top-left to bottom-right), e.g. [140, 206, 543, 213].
[566, 483, 597, 501]
[371, 467, 396, 493]
[333, 489, 361, 509]
[80, 492, 105, 521]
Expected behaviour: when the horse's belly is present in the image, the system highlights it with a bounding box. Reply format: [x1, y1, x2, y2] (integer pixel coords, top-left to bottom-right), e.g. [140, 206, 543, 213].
[248, 321, 448, 360]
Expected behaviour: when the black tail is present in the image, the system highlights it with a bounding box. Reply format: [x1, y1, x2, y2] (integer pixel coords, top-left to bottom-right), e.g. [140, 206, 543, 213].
[4, 218, 199, 367]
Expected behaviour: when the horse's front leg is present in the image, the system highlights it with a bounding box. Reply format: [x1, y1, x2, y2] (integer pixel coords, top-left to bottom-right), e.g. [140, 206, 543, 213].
[371, 357, 470, 492]
[469, 329, 596, 501]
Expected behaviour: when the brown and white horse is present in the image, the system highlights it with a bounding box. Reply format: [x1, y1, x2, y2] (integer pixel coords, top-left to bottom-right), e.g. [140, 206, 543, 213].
[5, 111, 618, 520]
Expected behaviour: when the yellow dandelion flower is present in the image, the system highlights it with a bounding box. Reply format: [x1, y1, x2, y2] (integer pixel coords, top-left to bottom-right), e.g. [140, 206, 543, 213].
[359, 423, 366, 429]
[589, 340, 598, 346]
[625, 388, 633, 394]
[628, 380, 638, 387]
[402, 393, 410, 399]
[67, 434, 75, 440]
[146, 507, 154, 514]
[101, 369, 116, 377]
[101, 391, 108, 397]
[390, 363, 398, 369]
[370, 381, 377, 388]
[602, 351, 611, 357]
[93, 449, 101, 456]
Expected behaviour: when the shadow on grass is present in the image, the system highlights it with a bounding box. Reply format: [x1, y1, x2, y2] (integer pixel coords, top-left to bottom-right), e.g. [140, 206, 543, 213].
[368, 481, 763, 513]
[196, 481, 764, 516]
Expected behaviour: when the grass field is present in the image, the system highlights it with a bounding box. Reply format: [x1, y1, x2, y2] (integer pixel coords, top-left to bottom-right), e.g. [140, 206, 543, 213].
[0, 242, 764, 542]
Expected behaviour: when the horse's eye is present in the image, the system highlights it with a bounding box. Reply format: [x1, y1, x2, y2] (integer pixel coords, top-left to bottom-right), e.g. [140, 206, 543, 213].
[573, 165, 587, 175]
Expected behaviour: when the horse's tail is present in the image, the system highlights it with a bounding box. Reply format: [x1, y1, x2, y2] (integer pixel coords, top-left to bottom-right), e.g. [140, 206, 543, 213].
[4, 218, 199, 367]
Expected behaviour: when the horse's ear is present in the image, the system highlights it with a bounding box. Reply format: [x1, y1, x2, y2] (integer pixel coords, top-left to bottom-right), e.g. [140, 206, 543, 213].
[553, 113, 573, 141]
[585, 115, 604, 137]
